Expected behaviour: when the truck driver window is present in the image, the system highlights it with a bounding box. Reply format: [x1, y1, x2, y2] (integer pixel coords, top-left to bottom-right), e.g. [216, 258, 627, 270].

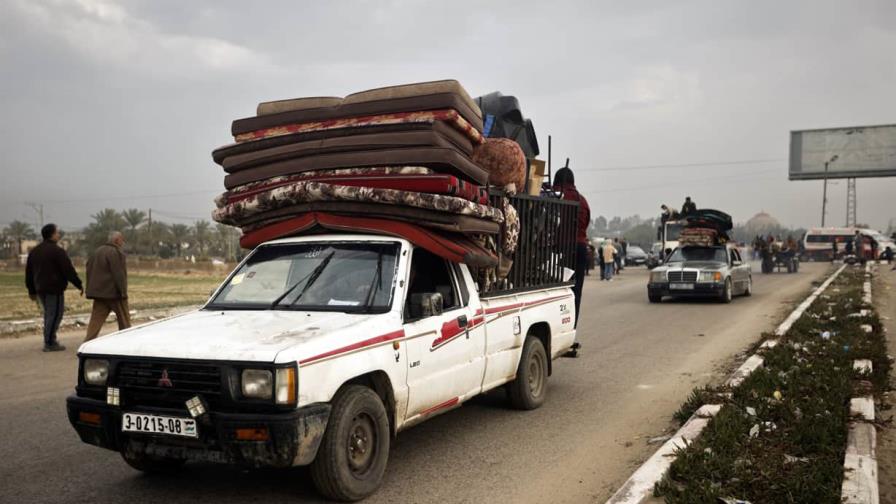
[405, 249, 458, 320]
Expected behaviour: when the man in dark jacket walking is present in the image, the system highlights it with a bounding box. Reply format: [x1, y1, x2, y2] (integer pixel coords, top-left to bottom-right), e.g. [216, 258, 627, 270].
[85, 231, 131, 341]
[553, 167, 591, 330]
[25, 223, 83, 352]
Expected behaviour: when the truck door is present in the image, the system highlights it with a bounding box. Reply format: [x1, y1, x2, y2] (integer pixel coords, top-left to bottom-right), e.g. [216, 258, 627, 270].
[402, 249, 484, 419]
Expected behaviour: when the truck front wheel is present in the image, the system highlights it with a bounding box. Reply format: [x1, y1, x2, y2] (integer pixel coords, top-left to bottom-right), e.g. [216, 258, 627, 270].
[508, 335, 548, 410]
[310, 385, 390, 502]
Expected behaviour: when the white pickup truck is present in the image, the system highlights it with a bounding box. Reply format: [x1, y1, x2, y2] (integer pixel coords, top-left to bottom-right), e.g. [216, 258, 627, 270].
[67, 233, 577, 501]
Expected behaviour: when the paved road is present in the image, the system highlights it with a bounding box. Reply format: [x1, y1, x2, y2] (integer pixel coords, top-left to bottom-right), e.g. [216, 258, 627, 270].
[0, 262, 830, 503]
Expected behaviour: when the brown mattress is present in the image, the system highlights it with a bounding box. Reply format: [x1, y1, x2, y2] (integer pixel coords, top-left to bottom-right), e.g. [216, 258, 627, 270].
[232, 93, 483, 137]
[213, 122, 472, 165]
[240, 201, 500, 235]
[223, 146, 489, 189]
[256, 79, 481, 119]
[220, 122, 474, 173]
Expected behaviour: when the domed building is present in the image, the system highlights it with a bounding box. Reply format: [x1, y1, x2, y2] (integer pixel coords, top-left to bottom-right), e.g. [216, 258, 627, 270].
[744, 211, 781, 237]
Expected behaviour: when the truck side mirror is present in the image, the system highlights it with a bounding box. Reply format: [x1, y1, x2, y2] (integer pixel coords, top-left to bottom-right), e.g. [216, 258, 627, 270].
[409, 292, 443, 319]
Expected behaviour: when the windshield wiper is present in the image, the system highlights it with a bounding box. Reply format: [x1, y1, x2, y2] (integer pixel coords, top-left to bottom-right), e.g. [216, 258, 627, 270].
[269, 251, 335, 309]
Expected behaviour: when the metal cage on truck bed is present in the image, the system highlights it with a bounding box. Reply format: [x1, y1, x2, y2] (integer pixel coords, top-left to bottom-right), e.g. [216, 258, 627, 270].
[484, 192, 580, 296]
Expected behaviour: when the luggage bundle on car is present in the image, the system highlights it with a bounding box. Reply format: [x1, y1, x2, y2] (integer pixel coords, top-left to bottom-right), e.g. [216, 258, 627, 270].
[678, 209, 733, 247]
[209, 80, 541, 270]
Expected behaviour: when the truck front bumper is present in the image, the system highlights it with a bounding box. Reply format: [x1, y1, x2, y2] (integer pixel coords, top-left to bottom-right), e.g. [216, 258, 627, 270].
[66, 395, 330, 467]
[648, 282, 724, 298]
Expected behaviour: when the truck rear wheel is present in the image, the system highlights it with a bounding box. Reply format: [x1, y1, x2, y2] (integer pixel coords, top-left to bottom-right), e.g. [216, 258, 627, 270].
[508, 335, 548, 410]
[310, 385, 390, 502]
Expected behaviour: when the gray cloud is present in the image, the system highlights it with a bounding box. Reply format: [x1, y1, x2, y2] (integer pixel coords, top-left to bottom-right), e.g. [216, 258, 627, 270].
[1, 0, 895, 232]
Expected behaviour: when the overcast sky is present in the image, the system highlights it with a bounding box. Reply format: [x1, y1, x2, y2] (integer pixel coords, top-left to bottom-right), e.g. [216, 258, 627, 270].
[2, 0, 895, 233]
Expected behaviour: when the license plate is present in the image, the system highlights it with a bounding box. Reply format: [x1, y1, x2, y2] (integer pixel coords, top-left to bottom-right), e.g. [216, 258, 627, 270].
[122, 412, 198, 438]
[670, 283, 695, 290]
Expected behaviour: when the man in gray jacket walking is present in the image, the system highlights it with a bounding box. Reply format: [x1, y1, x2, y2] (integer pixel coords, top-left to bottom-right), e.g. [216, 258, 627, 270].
[84, 231, 131, 341]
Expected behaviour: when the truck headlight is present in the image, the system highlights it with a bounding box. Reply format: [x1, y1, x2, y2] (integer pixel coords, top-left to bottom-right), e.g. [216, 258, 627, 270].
[241, 369, 273, 399]
[83, 359, 109, 386]
[650, 271, 666, 283]
[275, 367, 297, 405]
[699, 271, 723, 282]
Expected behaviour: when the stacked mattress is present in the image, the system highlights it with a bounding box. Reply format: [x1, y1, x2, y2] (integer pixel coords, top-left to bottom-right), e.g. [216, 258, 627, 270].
[211, 80, 526, 267]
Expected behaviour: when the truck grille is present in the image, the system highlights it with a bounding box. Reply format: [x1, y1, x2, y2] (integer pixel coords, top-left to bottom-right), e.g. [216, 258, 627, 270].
[668, 271, 698, 282]
[116, 360, 223, 408]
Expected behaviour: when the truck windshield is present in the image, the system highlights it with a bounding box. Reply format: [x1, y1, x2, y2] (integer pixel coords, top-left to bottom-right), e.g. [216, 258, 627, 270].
[667, 247, 727, 263]
[207, 242, 400, 312]
[665, 223, 683, 241]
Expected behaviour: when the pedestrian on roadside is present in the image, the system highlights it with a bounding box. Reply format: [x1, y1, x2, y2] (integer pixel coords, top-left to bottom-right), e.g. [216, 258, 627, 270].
[831, 239, 838, 262]
[845, 237, 854, 256]
[602, 240, 616, 281]
[585, 244, 595, 276]
[881, 246, 893, 265]
[598, 241, 606, 280]
[553, 167, 591, 328]
[25, 223, 83, 352]
[853, 231, 866, 265]
[85, 231, 131, 341]
[613, 238, 624, 274]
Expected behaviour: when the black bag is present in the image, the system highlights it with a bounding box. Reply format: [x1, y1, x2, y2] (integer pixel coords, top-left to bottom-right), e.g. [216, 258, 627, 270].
[475, 92, 540, 158]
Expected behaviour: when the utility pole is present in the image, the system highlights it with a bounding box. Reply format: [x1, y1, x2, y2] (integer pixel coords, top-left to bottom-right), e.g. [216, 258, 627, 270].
[147, 208, 153, 256]
[25, 202, 44, 229]
[820, 154, 838, 227]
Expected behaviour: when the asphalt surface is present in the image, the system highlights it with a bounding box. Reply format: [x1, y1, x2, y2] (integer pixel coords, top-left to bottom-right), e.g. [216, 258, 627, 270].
[0, 262, 830, 503]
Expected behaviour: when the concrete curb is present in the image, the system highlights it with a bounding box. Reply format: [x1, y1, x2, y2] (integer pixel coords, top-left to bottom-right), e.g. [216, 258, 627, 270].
[842, 261, 879, 504]
[605, 405, 722, 504]
[605, 264, 848, 504]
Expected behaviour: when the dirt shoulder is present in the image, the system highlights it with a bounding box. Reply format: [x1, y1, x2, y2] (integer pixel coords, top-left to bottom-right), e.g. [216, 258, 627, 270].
[875, 263, 896, 502]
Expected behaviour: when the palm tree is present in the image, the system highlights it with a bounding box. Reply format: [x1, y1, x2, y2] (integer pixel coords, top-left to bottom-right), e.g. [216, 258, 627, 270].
[92, 208, 125, 230]
[193, 220, 211, 258]
[122, 209, 146, 253]
[169, 224, 191, 258]
[3, 220, 36, 256]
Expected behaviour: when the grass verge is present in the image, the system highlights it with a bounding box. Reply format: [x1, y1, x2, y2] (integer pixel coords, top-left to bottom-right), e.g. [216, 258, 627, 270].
[0, 270, 226, 321]
[655, 265, 889, 503]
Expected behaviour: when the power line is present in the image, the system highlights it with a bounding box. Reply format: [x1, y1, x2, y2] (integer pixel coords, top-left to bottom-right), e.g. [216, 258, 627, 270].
[580, 158, 786, 172]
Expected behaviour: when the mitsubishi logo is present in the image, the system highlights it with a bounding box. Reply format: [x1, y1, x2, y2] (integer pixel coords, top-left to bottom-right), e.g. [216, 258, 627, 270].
[157, 368, 174, 388]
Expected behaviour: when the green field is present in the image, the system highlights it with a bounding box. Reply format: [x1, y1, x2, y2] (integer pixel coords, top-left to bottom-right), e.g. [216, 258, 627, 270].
[0, 269, 227, 321]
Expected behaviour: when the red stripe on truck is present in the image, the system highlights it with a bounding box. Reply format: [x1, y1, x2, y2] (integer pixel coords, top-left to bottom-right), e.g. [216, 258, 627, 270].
[300, 329, 405, 365]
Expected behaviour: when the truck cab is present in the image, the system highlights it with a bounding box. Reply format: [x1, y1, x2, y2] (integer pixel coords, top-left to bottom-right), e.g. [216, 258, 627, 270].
[67, 234, 576, 501]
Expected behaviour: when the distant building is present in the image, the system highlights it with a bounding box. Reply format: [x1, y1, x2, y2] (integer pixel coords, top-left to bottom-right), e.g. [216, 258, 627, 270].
[744, 211, 781, 237]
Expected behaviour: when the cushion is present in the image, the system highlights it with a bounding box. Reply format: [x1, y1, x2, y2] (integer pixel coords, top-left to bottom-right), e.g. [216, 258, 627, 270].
[224, 174, 484, 205]
[343, 80, 480, 118]
[257, 97, 343, 116]
[232, 93, 483, 137]
[222, 146, 489, 188]
[212, 121, 473, 165]
[212, 180, 504, 226]
[471, 138, 526, 190]
[238, 212, 498, 267]
[239, 201, 500, 235]
[221, 125, 474, 173]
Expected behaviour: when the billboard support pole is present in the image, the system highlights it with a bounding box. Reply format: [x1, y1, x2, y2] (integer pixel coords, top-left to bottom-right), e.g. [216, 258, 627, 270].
[846, 178, 857, 227]
[821, 162, 829, 227]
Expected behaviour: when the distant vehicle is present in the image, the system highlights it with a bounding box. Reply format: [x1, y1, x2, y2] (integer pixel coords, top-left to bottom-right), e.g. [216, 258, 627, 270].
[802, 227, 890, 261]
[658, 221, 684, 259]
[625, 245, 648, 266]
[647, 244, 751, 303]
[646, 242, 663, 269]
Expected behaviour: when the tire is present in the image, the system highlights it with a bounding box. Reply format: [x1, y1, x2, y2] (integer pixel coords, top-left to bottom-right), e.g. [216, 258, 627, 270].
[310, 385, 390, 502]
[720, 278, 733, 303]
[743, 276, 752, 297]
[508, 335, 548, 410]
[121, 447, 185, 474]
[648, 291, 662, 303]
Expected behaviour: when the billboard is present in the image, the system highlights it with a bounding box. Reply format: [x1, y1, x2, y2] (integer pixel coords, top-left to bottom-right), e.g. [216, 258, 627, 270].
[789, 123, 896, 180]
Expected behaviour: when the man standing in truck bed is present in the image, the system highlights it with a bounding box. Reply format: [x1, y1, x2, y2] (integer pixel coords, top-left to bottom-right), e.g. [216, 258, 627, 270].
[553, 167, 591, 328]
